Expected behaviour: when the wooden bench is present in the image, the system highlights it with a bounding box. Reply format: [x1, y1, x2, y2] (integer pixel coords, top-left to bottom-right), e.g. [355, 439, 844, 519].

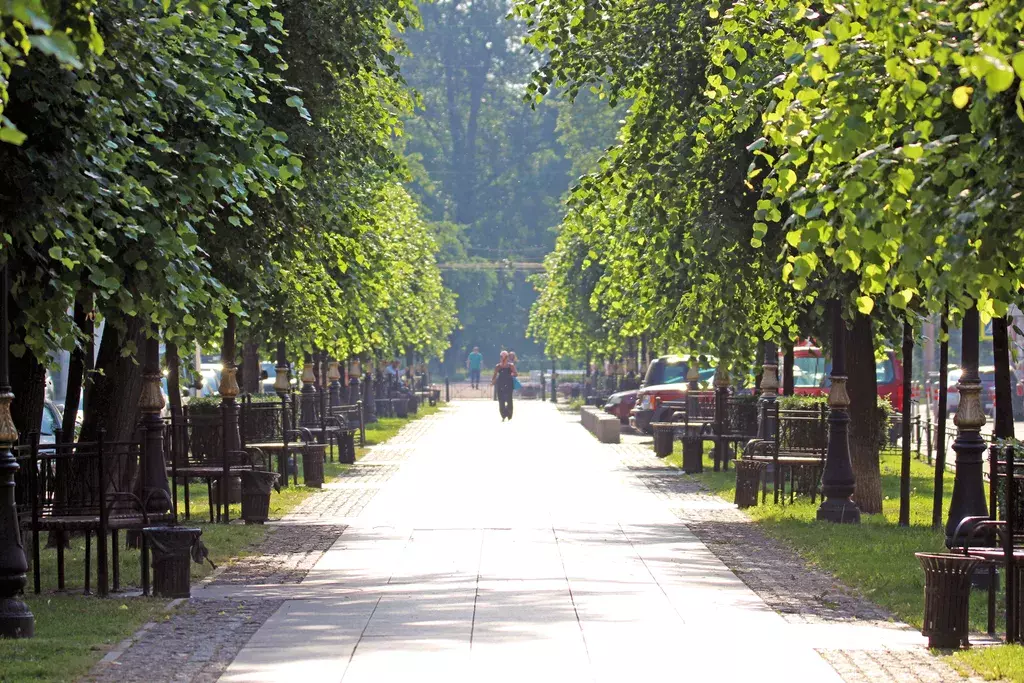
[16, 434, 173, 597]
[328, 402, 364, 464]
[741, 404, 828, 504]
[169, 407, 266, 521]
[950, 443, 1023, 639]
[650, 394, 716, 470]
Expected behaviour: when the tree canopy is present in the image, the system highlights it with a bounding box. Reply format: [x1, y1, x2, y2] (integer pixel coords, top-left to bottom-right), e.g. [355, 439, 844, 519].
[1, 0, 455, 436]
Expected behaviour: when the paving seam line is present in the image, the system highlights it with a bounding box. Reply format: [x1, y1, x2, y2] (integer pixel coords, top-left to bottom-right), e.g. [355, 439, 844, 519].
[608, 440, 991, 683]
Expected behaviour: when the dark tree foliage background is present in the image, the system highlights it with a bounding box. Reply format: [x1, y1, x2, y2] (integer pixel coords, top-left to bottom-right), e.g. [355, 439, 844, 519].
[399, 0, 617, 372]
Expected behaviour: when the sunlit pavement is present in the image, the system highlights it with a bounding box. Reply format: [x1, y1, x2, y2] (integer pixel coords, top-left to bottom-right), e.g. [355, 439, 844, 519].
[208, 401, 929, 683]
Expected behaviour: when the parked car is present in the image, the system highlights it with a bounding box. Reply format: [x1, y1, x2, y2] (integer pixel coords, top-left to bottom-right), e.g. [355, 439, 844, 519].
[787, 341, 905, 410]
[639, 354, 691, 388]
[260, 361, 278, 394]
[966, 366, 1024, 417]
[945, 368, 962, 415]
[39, 400, 63, 445]
[630, 358, 716, 434]
[603, 389, 638, 424]
[197, 363, 222, 397]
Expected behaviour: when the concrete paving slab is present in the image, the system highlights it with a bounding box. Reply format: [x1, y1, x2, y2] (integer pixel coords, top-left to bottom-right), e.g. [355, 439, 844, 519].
[213, 401, 944, 683]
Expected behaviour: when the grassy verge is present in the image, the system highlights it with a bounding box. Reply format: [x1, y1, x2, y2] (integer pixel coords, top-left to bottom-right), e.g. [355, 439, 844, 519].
[0, 402, 439, 682]
[665, 438, 1023, 681]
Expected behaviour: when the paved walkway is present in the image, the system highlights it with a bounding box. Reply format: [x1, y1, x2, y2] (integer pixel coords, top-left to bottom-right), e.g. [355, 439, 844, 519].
[172, 401, 956, 683]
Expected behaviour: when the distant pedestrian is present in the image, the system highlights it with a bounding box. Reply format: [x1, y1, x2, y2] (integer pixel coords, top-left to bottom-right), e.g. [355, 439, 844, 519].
[467, 346, 483, 389]
[491, 350, 518, 421]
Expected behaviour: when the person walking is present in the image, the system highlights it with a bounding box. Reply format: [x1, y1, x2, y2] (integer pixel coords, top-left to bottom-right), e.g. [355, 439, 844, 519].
[467, 346, 483, 389]
[491, 350, 517, 421]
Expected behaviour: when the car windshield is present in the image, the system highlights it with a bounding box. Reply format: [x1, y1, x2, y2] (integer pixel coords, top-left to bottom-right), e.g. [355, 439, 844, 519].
[659, 362, 687, 385]
[40, 404, 57, 436]
[793, 356, 826, 387]
[799, 356, 896, 387]
[876, 358, 895, 384]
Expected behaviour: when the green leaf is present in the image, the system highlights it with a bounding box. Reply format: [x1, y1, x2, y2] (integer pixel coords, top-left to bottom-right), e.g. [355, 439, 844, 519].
[819, 45, 839, 71]
[985, 59, 1015, 93]
[952, 85, 973, 109]
[1013, 52, 1024, 78]
[30, 33, 83, 69]
[902, 144, 923, 159]
[0, 125, 28, 145]
[856, 296, 874, 315]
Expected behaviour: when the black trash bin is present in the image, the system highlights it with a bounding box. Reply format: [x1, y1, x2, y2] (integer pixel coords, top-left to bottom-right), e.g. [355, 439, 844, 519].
[303, 443, 326, 488]
[240, 470, 280, 524]
[681, 432, 704, 474]
[916, 553, 982, 648]
[734, 460, 767, 508]
[653, 427, 674, 458]
[339, 432, 356, 465]
[408, 394, 418, 415]
[393, 397, 409, 418]
[211, 476, 241, 506]
[144, 527, 203, 598]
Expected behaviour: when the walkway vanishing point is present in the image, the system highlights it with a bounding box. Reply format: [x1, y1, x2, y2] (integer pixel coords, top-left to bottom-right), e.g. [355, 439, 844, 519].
[92, 399, 977, 683]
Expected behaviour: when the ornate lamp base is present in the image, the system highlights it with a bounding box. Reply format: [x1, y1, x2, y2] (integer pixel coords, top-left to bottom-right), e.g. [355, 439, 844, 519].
[0, 597, 34, 639]
[816, 498, 861, 524]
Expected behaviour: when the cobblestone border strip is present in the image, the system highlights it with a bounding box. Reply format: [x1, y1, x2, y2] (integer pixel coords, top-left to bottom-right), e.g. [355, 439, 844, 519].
[84, 410, 445, 682]
[611, 440, 984, 683]
[86, 599, 284, 683]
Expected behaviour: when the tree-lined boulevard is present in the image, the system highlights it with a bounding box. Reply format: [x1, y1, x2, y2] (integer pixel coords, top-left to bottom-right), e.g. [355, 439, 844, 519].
[2, 0, 1024, 680]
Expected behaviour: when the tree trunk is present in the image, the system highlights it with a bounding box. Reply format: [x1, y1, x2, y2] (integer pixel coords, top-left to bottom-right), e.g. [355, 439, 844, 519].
[79, 316, 145, 445]
[9, 349, 45, 444]
[753, 341, 764, 396]
[993, 316, 1013, 439]
[61, 293, 92, 443]
[166, 342, 183, 419]
[240, 341, 260, 395]
[899, 319, 913, 526]
[933, 315, 949, 529]
[847, 313, 882, 514]
[782, 344, 795, 396]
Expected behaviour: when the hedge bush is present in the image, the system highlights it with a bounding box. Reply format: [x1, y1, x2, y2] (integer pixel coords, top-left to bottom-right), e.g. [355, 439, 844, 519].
[776, 393, 892, 449]
[186, 393, 283, 414]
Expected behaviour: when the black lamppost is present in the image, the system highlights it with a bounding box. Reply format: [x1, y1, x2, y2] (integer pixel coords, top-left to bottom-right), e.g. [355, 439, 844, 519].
[314, 349, 327, 439]
[274, 341, 290, 404]
[714, 361, 731, 472]
[756, 341, 779, 439]
[272, 341, 292, 486]
[682, 358, 704, 474]
[220, 314, 241, 455]
[140, 332, 172, 513]
[218, 315, 241, 519]
[686, 357, 700, 413]
[299, 352, 317, 430]
[817, 300, 861, 524]
[945, 305, 989, 546]
[550, 360, 557, 404]
[363, 369, 377, 424]
[328, 358, 342, 409]
[0, 265, 33, 638]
